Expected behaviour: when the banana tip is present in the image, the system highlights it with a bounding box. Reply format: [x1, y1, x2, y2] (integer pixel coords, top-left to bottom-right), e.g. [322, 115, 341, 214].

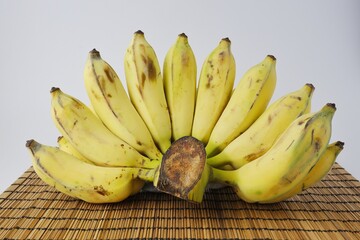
[326, 103, 336, 111]
[222, 37, 231, 43]
[305, 83, 315, 90]
[89, 48, 100, 55]
[25, 139, 35, 148]
[178, 33, 188, 38]
[267, 55, 276, 61]
[134, 30, 144, 35]
[335, 141, 345, 149]
[57, 136, 63, 142]
[50, 87, 60, 94]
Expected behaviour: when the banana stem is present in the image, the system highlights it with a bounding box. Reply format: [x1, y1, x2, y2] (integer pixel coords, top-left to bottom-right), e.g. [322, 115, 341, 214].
[154, 136, 208, 203]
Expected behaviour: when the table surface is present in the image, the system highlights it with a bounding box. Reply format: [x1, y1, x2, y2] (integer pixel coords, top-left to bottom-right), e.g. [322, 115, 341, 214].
[0, 163, 359, 240]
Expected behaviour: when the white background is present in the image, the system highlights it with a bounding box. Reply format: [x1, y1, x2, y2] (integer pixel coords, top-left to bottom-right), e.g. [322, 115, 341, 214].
[0, 0, 359, 193]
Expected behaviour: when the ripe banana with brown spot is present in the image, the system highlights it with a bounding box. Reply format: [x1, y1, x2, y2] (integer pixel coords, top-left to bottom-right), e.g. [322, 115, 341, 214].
[206, 55, 277, 157]
[26, 140, 156, 203]
[50, 87, 159, 168]
[124, 30, 171, 153]
[207, 83, 314, 169]
[163, 33, 197, 141]
[191, 38, 236, 144]
[212, 103, 336, 203]
[84, 49, 162, 160]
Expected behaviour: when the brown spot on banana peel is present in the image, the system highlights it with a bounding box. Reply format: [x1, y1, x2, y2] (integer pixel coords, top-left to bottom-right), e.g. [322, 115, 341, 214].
[73, 120, 78, 128]
[208, 60, 214, 69]
[104, 67, 115, 83]
[141, 72, 146, 86]
[206, 74, 213, 88]
[140, 55, 156, 81]
[93, 185, 110, 196]
[290, 96, 302, 101]
[243, 149, 267, 163]
[218, 51, 226, 62]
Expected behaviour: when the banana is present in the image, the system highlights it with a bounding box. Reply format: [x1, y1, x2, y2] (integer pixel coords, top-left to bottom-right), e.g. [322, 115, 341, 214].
[303, 141, 344, 188]
[124, 30, 171, 153]
[84, 49, 162, 160]
[207, 83, 314, 169]
[206, 55, 277, 157]
[191, 38, 236, 144]
[57, 136, 93, 164]
[50, 87, 159, 168]
[26, 139, 156, 203]
[262, 141, 344, 203]
[163, 33, 197, 141]
[211, 103, 336, 203]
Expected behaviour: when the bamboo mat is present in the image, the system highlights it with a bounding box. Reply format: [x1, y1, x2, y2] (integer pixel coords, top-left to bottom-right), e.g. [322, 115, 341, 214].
[0, 163, 359, 240]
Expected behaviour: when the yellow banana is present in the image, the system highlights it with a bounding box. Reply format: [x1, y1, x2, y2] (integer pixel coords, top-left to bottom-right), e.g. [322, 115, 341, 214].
[57, 136, 93, 164]
[206, 55, 277, 157]
[303, 141, 344, 188]
[163, 33, 197, 141]
[212, 103, 336, 203]
[191, 38, 236, 144]
[207, 83, 314, 169]
[26, 140, 155, 203]
[84, 49, 162, 160]
[124, 30, 171, 153]
[50, 87, 159, 168]
[263, 141, 344, 203]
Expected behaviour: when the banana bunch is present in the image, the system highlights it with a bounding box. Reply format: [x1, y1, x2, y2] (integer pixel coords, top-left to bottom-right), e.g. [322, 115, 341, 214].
[26, 31, 344, 204]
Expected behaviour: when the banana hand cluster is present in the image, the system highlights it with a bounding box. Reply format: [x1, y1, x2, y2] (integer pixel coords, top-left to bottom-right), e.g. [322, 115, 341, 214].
[26, 31, 343, 204]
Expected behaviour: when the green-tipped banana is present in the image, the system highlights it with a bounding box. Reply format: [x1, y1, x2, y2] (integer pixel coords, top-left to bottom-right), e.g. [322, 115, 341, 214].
[207, 83, 314, 169]
[163, 33, 197, 141]
[206, 55, 277, 157]
[263, 141, 344, 203]
[26, 140, 155, 203]
[84, 49, 162, 160]
[153, 136, 211, 203]
[212, 103, 336, 203]
[191, 38, 236, 144]
[124, 30, 171, 153]
[50, 87, 159, 168]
